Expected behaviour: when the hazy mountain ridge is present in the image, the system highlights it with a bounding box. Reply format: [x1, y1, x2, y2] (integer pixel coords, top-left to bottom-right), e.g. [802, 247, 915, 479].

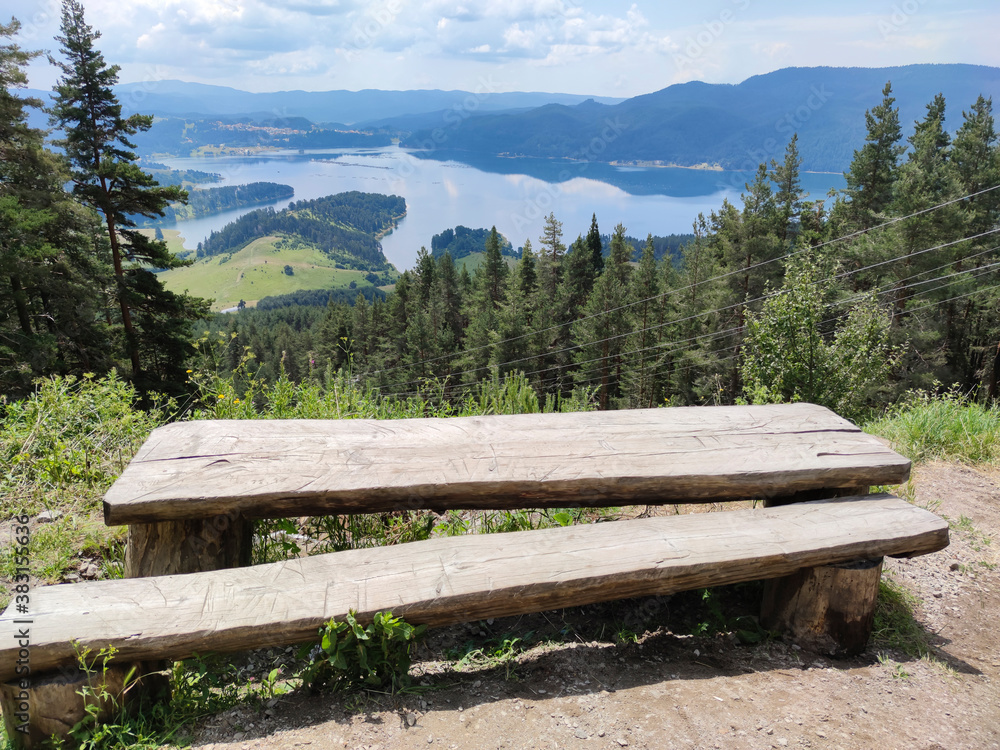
[401, 64, 1000, 173]
[110, 81, 626, 124]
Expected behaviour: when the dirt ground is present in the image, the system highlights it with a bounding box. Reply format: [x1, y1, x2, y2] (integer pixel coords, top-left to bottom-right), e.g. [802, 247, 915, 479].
[181, 461, 1000, 750]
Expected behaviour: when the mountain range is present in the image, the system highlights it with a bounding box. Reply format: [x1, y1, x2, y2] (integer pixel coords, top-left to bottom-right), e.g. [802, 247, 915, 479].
[109, 81, 625, 124]
[400, 64, 1000, 173]
[25, 64, 1000, 173]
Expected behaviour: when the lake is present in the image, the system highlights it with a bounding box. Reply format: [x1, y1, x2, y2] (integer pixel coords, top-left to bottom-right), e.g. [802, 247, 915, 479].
[160, 147, 845, 270]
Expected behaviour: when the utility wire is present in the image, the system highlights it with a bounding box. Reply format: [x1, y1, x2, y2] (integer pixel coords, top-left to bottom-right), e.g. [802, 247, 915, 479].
[369, 183, 1000, 381]
[382, 259, 1000, 401]
[374, 229, 1000, 397]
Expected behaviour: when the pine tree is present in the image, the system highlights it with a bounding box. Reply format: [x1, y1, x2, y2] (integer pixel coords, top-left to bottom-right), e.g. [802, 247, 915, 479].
[0, 17, 112, 396]
[770, 134, 804, 244]
[670, 216, 727, 403]
[586, 213, 604, 277]
[560, 237, 594, 322]
[50, 0, 206, 391]
[949, 96, 1000, 395]
[537, 212, 566, 299]
[481, 226, 508, 308]
[840, 82, 905, 231]
[573, 224, 633, 409]
[517, 238, 537, 299]
[624, 235, 663, 407]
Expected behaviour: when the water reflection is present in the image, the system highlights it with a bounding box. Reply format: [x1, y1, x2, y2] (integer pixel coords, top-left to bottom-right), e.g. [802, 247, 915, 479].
[160, 147, 844, 270]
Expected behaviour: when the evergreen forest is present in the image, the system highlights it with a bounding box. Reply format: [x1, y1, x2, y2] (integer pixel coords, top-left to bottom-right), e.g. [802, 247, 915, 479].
[2, 3, 999, 423]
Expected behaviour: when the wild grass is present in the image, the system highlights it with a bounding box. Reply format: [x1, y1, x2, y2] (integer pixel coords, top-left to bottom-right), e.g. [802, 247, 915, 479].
[872, 577, 931, 659]
[864, 389, 1000, 465]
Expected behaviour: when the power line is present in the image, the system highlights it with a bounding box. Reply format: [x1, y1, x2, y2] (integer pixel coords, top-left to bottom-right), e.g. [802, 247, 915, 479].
[369, 184, 1000, 381]
[379, 258, 1000, 402]
[373, 229, 1000, 397]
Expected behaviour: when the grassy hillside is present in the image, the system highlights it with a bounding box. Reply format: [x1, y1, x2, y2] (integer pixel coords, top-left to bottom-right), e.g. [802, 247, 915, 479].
[158, 236, 379, 311]
[454, 251, 518, 275]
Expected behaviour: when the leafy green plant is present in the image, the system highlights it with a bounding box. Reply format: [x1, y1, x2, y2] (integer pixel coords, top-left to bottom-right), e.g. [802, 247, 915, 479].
[685, 586, 770, 645]
[446, 630, 541, 680]
[299, 610, 426, 693]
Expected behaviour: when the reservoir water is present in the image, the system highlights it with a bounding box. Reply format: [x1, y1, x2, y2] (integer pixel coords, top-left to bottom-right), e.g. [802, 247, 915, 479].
[160, 147, 845, 270]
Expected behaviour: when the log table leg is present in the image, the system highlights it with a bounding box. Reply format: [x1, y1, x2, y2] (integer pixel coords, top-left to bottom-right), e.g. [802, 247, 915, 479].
[126, 514, 252, 577]
[0, 661, 169, 750]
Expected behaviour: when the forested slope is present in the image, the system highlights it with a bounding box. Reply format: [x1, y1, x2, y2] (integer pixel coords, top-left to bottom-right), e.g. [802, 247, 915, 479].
[197, 191, 405, 271]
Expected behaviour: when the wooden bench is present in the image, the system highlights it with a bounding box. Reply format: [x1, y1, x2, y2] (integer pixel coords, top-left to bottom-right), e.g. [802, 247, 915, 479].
[0, 404, 949, 746]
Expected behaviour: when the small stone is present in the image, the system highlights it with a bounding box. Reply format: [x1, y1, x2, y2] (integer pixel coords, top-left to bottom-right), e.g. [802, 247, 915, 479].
[406, 713, 417, 727]
[616, 738, 629, 747]
[933, 591, 943, 598]
[950, 562, 961, 571]
[776, 739, 788, 748]
[598, 730, 606, 737]
[575, 729, 589, 739]
[37, 510, 63, 523]
[427, 737, 434, 744]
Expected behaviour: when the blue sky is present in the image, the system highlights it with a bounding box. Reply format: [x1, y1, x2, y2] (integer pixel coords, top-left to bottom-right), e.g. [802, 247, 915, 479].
[8, 0, 999, 96]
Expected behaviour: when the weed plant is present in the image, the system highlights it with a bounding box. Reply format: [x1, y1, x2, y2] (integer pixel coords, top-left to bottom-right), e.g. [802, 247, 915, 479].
[299, 610, 426, 693]
[872, 577, 931, 658]
[864, 387, 1000, 465]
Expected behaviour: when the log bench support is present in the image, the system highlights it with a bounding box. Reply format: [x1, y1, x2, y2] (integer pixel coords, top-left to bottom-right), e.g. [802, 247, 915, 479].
[0, 515, 250, 748]
[0, 664, 168, 749]
[760, 557, 884, 656]
[759, 486, 880, 656]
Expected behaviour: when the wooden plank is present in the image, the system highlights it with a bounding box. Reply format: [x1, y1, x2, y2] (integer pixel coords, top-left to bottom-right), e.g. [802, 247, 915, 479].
[1, 494, 946, 682]
[103, 404, 910, 524]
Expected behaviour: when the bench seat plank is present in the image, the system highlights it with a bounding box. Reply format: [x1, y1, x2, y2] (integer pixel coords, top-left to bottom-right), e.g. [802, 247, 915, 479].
[103, 404, 910, 524]
[2, 494, 946, 682]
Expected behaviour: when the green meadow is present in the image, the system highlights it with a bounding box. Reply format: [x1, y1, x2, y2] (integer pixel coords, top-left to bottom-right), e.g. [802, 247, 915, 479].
[157, 235, 377, 311]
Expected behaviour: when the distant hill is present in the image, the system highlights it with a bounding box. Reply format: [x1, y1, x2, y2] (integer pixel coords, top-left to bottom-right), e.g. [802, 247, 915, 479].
[431, 226, 516, 261]
[400, 65, 1000, 173]
[133, 182, 295, 226]
[130, 115, 391, 156]
[110, 80, 625, 124]
[198, 191, 405, 272]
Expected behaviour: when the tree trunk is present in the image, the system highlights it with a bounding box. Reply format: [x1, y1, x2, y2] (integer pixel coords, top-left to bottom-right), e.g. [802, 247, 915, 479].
[988, 339, 1000, 402]
[9, 275, 33, 336]
[104, 212, 142, 379]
